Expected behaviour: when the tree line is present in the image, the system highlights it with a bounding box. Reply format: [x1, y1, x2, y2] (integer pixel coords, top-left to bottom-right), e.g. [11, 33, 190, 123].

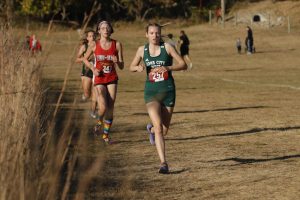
[1, 0, 246, 26]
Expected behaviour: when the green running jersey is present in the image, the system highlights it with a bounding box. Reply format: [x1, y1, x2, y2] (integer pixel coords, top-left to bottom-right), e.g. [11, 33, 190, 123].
[143, 42, 175, 92]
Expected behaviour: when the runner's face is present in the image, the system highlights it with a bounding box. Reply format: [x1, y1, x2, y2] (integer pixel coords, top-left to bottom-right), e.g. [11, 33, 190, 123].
[87, 32, 94, 42]
[146, 26, 161, 45]
[98, 23, 111, 38]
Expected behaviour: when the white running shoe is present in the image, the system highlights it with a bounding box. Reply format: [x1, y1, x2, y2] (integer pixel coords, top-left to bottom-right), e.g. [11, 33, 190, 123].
[89, 111, 97, 119]
[82, 94, 88, 101]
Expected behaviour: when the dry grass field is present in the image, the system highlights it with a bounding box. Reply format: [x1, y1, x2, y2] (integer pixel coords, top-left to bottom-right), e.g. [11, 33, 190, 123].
[37, 20, 300, 199]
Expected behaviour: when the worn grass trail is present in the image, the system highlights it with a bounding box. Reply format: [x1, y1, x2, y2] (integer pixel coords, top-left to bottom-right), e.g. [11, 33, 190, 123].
[43, 24, 300, 199]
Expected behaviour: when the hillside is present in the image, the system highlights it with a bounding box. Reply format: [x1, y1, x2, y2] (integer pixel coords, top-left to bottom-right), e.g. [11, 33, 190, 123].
[229, 0, 300, 26]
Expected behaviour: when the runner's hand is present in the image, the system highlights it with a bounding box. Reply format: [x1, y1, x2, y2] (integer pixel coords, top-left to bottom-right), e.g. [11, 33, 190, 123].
[151, 66, 167, 73]
[93, 68, 100, 76]
[112, 55, 118, 63]
[136, 64, 144, 72]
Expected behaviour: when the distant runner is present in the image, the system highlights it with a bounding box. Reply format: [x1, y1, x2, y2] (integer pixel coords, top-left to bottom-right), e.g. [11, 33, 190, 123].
[76, 30, 97, 118]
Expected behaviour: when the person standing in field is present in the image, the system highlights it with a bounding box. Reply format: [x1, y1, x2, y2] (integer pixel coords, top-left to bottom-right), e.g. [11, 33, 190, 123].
[29, 34, 42, 54]
[178, 30, 192, 70]
[76, 30, 98, 118]
[129, 23, 187, 174]
[215, 7, 222, 23]
[82, 20, 124, 143]
[246, 26, 254, 54]
[236, 37, 242, 54]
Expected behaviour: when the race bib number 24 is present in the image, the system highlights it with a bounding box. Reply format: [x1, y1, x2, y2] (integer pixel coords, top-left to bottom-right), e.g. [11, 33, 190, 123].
[103, 65, 112, 73]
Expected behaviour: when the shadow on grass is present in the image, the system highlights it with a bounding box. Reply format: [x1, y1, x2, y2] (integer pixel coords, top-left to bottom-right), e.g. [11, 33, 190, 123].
[132, 106, 270, 116]
[224, 67, 261, 72]
[216, 154, 300, 165]
[169, 168, 190, 174]
[166, 125, 300, 141]
[255, 48, 296, 54]
[119, 87, 198, 93]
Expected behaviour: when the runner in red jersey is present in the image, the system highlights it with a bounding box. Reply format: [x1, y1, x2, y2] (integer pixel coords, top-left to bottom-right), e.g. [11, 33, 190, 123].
[93, 38, 119, 85]
[82, 20, 124, 143]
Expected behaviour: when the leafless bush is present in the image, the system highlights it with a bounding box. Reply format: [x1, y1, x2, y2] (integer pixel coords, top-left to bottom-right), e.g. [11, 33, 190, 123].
[0, 25, 103, 200]
[0, 25, 44, 199]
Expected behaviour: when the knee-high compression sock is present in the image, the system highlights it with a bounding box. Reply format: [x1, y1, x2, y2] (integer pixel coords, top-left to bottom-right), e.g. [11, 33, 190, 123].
[103, 119, 113, 135]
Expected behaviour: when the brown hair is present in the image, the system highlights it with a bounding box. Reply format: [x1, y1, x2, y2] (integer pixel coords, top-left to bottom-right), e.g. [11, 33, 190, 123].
[80, 30, 95, 45]
[96, 20, 114, 34]
[85, 29, 96, 40]
[145, 23, 161, 33]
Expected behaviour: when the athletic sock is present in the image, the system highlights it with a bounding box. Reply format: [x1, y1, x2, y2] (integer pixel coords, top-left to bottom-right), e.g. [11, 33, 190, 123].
[103, 119, 113, 135]
[95, 118, 102, 127]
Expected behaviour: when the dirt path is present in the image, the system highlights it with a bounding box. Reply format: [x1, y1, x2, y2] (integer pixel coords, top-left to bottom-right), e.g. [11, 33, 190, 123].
[43, 24, 300, 199]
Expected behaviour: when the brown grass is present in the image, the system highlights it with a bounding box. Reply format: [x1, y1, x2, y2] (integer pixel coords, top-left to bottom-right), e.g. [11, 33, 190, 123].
[36, 19, 300, 199]
[2, 4, 300, 198]
[0, 25, 44, 200]
[0, 24, 105, 199]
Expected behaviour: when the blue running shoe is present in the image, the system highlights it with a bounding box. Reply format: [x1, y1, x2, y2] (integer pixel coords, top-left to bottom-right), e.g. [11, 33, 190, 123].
[146, 123, 155, 145]
[159, 162, 169, 174]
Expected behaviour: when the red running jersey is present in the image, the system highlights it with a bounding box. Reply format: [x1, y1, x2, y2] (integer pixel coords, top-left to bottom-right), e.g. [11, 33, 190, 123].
[94, 39, 118, 85]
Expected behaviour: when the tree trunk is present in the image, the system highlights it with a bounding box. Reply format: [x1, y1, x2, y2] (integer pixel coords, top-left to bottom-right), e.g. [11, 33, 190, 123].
[5, 0, 14, 25]
[221, 0, 225, 28]
[199, 0, 203, 10]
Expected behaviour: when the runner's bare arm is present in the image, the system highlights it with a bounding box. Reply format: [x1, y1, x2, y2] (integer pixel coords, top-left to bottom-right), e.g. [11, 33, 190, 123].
[82, 44, 95, 69]
[129, 46, 144, 72]
[75, 45, 85, 63]
[82, 44, 99, 75]
[165, 43, 187, 71]
[115, 41, 124, 70]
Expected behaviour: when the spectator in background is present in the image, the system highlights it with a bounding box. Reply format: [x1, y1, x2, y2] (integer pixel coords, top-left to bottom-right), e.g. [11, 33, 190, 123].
[178, 30, 192, 70]
[166, 33, 177, 49]
[29, 34, 42, 54]
[246, 26, 254, 54]
[236, 38, 242, 54]
[216, 7, 222, 23]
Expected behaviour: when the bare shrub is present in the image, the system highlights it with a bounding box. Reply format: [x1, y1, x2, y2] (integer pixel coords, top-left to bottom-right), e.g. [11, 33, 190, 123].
[0, 25, 102, 199]
[0, 25, 44, 199]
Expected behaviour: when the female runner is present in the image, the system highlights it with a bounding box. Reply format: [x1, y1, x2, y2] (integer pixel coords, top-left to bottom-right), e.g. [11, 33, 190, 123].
[129, 23, 187, 173]
[76, 30, 97, 118]
[82, 21, 124, 143]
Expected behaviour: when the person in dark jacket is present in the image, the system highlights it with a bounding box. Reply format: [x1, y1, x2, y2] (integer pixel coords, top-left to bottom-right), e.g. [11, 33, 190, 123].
[246, 26, 254, 54]
[178, 30, 192, 69]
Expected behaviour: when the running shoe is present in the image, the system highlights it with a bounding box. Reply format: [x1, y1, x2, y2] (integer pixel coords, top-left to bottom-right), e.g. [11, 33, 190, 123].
[89, 111, 97, 119]
[82, 94, 88, 101]
[102, 133, 110, 144]
[158, 162, 169, 174]
[146, 123, 155, 145]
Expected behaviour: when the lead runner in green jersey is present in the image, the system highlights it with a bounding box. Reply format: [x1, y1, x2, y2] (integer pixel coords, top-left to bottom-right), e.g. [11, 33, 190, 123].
[129, 23, 187, 174]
